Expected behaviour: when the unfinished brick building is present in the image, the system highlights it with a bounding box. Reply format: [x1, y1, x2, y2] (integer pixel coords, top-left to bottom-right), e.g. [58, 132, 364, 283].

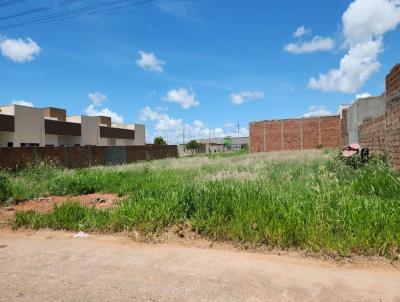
[250, 63, 400, 170]
[249, 116, 340, 153]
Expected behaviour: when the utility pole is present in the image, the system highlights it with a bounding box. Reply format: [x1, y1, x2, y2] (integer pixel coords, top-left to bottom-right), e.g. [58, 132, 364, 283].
[237, 121, 240, 137]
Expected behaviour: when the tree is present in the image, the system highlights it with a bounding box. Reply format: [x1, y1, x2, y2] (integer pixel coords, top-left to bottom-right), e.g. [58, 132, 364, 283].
[154, 136, 166, 145]
[186, 140, 199, 152]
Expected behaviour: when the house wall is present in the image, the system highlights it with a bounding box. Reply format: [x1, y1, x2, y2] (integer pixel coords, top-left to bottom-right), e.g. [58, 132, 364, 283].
[386, 64, 400, 97]
[358, 115, 386, 155]
[45, 134, 59, 146]
[0, 131, 14, 147]
[133, 124, 145, 145]
[81, 116, 100, 146]
[13, 105, 44, 146]
[347, 96, 386, 144]
[340, 108, 349, 147]
[250, 116, 340, 153]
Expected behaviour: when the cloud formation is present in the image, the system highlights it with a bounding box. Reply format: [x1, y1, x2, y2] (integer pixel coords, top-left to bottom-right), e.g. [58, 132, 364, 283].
[309, 0, 400, 93]
[230, 91, 264, 105]
[284, 36, 335, 54]
[10, 100, 34, 107]
[85, 92, 123, 123]
[293, 26, 311, 37]
[139, 106, 248, 144]
[0, 37, 41, 63]
[136, 51, 165, 73]
[163, 88, 199, 109]
[303, 105, 332, 118]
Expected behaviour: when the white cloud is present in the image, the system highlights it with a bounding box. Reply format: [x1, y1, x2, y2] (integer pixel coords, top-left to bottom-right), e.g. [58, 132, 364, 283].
[284, 36, 335, 54]
[355, 92, 372, 99]
[309, 0, 400, 93]
[88, 92, 108, 106]
[230, 91, 264, 105]
[293, 26, 311, 37]
[84, 92, 123, 123]
[139, 106, 249, 144]
[303, 105, 332, 118]
[10, 100, 34, 107]
[136, 51, 165, 73]
[139, 106, 182, 130]
[193, 120, 204, 128]
[163, 88, 199, 109]
[0, 37, 41, 63]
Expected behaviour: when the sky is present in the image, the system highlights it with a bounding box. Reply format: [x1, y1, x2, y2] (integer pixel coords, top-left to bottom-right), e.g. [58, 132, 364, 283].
[0, 0, 400, 144]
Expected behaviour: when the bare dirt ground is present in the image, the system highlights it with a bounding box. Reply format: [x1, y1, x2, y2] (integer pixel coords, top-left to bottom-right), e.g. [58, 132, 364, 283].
[0, 193, 121, 224]
[1, 229, 400, 302]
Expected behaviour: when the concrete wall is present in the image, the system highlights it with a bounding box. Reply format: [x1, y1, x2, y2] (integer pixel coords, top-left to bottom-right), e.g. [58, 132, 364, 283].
[13, 105, 45, 147]
[0, 145, 178, 169]
[250, 116, 340, 153]
[45, 134, 59, 146]
[0, 131, 14, 147]
[133, 124, 145, 145]
[347, 95, 386, 144]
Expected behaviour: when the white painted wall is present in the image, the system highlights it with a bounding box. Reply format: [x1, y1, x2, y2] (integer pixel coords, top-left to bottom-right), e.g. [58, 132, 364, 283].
[0, 131, 14, 147]
[13, 105, 44, 146]
[0, 105, 15, 115]
[81, 116, 100, 146]
[45, 134, 59, 146]
[133, 124, 145, 145]
[59, 135, 81, 146]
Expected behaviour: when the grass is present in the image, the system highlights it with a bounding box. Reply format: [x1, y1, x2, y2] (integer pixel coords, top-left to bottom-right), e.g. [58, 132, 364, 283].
[3, 149, 400, 258]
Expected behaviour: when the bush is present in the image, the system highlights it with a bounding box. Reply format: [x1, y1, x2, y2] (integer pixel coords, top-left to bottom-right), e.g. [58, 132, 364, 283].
[0, 174, 12, 205]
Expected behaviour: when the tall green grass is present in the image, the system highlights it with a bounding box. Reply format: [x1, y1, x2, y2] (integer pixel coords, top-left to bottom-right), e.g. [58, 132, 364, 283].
[6, 151, 400, 257]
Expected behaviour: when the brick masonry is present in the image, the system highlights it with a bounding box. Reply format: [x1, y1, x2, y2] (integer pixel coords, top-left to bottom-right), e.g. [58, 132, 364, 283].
[250, 116, 340, 153]
[358, 115, 386, 155]
[0, 145, 178, 169]
[386, 64, 400, 97]
[340, 108, 348, 148]
[386, 96, 400, 170]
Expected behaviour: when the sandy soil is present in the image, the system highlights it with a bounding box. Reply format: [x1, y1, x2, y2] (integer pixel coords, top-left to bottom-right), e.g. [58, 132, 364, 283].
[0, 193, 121, 224]
[0, 229, 399, 302]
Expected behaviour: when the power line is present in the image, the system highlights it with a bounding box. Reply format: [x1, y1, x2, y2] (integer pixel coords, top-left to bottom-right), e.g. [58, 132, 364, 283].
[0, 0, 154, 30]
[0, 0, 83, 21]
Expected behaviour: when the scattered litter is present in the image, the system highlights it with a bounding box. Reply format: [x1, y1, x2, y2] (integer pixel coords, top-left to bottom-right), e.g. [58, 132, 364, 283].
[73, 231, 89, 238]
[94, 197, 107, 204]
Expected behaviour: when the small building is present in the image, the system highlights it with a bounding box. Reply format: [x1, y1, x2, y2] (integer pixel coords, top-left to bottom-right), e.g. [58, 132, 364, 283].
[0, 104, 145, 147]
[178, 137, 249, 155]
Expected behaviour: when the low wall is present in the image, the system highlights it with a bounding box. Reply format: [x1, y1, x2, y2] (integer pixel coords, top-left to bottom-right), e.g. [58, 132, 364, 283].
[358, 115, 386, 155]
[0, 145, 178, 169]
[249, 116, 340, 153]
[386, 95, 400, 170]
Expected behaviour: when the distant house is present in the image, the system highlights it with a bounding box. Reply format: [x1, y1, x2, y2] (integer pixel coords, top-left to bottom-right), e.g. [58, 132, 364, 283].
[178, 137, 249, 155]
[0, 104, 145, 147]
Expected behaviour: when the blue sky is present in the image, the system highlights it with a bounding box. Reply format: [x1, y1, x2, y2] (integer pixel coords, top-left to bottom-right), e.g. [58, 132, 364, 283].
[0, 0, 399, 143]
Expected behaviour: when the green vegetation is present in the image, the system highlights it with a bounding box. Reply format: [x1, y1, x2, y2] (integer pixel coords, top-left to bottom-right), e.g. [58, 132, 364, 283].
[3, 150, 400, 258]
[153, 136, 166, 145]
[186, 139, 200, 151]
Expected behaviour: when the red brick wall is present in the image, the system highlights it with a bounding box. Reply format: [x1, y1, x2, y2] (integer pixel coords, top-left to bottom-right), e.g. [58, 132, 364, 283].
[359, 115, 386, 155]
[0, 145, 178, 169]
[386, 64, 400, 97]
[386, 97, 400, 170]
[340, 108, 349, 147]
[250, 116, 341, 153]
[320, 117, 341, 148]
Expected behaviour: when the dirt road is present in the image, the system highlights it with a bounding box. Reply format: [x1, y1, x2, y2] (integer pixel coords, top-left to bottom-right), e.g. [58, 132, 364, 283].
[0, 230, 399, 302]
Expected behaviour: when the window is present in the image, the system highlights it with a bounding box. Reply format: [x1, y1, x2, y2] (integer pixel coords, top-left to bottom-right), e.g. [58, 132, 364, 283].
[7, 142, 13, 147]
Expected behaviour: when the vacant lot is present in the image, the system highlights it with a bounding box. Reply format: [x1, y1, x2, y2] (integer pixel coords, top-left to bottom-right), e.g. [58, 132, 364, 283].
[1, 150, 400, 258]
